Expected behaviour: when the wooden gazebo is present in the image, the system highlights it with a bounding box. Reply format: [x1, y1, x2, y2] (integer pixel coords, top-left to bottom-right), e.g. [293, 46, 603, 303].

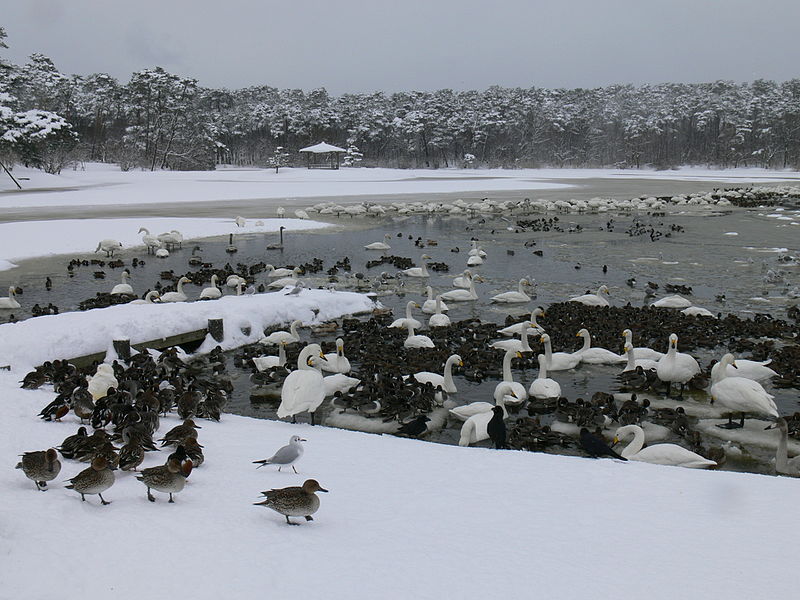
[298, 141, 346, 169]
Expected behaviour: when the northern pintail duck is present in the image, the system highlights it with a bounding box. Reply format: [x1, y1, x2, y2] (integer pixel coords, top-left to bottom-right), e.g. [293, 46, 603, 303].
[118, 442, 145, 471]
[159, 419, 201, 446]
[254, 479, 328, 525]
[16, 448, 61, 490]
[253, 435, 305, 473]
[66, 456, 115, 504]
[137, 459, 192, 502]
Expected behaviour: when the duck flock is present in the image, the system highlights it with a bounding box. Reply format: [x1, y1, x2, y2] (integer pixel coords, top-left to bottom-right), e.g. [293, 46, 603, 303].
[9, 184, 800, 518]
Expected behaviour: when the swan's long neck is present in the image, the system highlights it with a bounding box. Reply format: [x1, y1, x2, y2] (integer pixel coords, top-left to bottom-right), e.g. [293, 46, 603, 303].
[210, 274, 217, 286]
[518, 280, 526, 294]
[520, 328, 531, 352]
[177, 279, 185, 293]
[468, 279, 477, 299]
[624, 330, 633, 346]
[544, 339, 553, 364]
[405, 303, 414, 320]
[530, 311, 540, 328]
[420, 261, 429, 277]
[502, 351, 514, 382]
[435, 296, 443, 315]
[406, 323, 416, 337]
[537, 356, 548, 379]
[777, 424, 788, 473]
[625, 347, 636, 371]
[444, 356, 457, 389]
[121, 272, 129, 283]
[236, 282, 243, 296]
[597, 286, 606, 296]
[621, 427, 645, 459]
[290, 321, 299, 338]
[140, 228, 150, 235]
[427, 286, 434, 301]
[278, 343, 286, 366]
[580, 333, 591, 353]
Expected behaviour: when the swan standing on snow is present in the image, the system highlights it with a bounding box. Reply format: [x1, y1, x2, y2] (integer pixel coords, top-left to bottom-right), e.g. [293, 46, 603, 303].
[422, 286, 449, 314]
[401, 255, 432, 278]
[710, 353, 778, 429]
[253, 341, 287, 371]
[111, 271, 134, 296]
[622, 329, 663, 360]
[95, 239, 123, 257]
[569, 285, 610, 307]
[0, 286, 21, 309]
[130, 291, 161, 304]
[490, 324, 533, 353]
[440, 276, 480, 302]
[365, 234, 392, 251]
[491, 279, 533, 304]
[529, 354, 561, 400]
[276, 344, 326, 425]
[404, 322, 435, 349]
[389, 301, 423, 329]
[199, 274, 222, 300]
[612, 425, 717, 468]
[321, 338, 351, 374]
[540, 333, 581, 371]
[261, 320, 302, 346]
[160, 277, 191, 303]
[138, 228, 162, 254]
[574, 328, 625, 364]
[655, 333, 700, 398]
[497, 307, 545, 337]
[428, 296, 451, 328]
[494, 350, 527, 405]
[413, 354, 462, 393]
[622, 344, 658, 372]
[158, 230, 183, 250]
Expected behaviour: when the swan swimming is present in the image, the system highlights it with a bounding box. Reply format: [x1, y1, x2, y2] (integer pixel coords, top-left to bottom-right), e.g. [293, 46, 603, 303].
[413, 354, 462, 394]
[261, 320, 302, 346]
[160, 277, 191, 303]
[529, 354, 561, 400]
[491, 278, 533, 304]
[110, 271, 134, 296]
[494, 350, 527, 405]
[422, 286, 449, 314]
[497, 307, 545, 337]
[428, 296, 451, 328]
[622, 329, 664, 360]
[404, 322, 435, 349]
[401, 255, 432, 278]
[0, 286, 21, 309]
[574, 328, 625, 364]
[389, 301, 423, 329]
[321, 338, 351, 374]
[569, 285, 610, 307]
[612, 425, 717, 468]
[199, 274, 222, 300]
[540, 333, 581, 371]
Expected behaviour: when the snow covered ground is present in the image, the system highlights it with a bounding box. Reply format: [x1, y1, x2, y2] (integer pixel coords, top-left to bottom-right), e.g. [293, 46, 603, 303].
[0, 216, 326, 271]
[2, 163, 800, 211]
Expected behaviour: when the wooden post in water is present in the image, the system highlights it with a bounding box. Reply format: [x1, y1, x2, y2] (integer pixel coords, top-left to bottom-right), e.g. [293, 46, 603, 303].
[113, 339, 131, 361]
[208, 318, 224, 342]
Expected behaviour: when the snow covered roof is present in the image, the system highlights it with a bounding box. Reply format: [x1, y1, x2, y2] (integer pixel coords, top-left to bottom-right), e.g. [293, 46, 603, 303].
[299, 142, 346, 153]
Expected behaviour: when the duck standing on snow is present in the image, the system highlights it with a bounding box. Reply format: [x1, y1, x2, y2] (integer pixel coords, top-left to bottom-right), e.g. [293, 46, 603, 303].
[253, 435, 305, 473]
[65, 456, 115, 505]
[254, 479, 328, 525]
[16, 448, 61, 490]
[137, 458, 192, 502]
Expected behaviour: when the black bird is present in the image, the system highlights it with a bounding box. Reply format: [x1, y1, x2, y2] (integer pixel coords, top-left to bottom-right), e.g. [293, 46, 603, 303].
[396, 415, 430, 438]
[487, 406, 507, 449]
[578, 428, 626, 460]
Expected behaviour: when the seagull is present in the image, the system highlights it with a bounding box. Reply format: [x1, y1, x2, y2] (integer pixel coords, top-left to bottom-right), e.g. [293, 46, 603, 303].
[253, 435, 306, 473]
[284, 282, 305, 296]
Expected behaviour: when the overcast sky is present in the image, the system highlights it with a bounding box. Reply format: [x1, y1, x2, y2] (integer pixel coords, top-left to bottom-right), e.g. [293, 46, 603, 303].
[3, 0, 799, 94]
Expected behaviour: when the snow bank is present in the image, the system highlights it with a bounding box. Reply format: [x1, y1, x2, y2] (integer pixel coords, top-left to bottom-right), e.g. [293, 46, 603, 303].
[1, 370, 797, 600]
[0, 288, 375, 370]
[3, 163, 799, 210]
[0, 217, 326, 272]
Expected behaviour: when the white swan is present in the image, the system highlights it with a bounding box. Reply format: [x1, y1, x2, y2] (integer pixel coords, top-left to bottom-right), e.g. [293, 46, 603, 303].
[268, 274, 301, 289]
[529, 354, 561, 400]
[612, 425, 717, 468]
[622, 329, 664, 360]
[265, 265, 298, 278]
[261, 320, 302, 346]
[276, 344, 326, 425]
[401, 254, 431, 278]
[111, 271, 134, 296]
[622, 344, 659, 372]
[253, 341, 287, 371]
[138, 227, 162, 253]
[490, 324, 533, 353]
[413, 354, 462, 393]
[710, 355, 779, 382]
[459, 396, 508, 446]
[653, 294, 692, 309]
[491, 279, 532, 304]
[389, 301, 423, 329]
[365, 234, 392, 251]
[155, 248, 169, 258]
[682, 306, 716, 318]
[160, 277, 191, 303]
[234, 216, 246, 228]
[428, 296, 451, 328]
[294, 209, 309, 220]
[321, 338, 351, 374]
[323, 373, 361, 397]
[404, 322, 435, 349]
[452, 270, 473, 289]
[574, 328, 625, 364]
[569, 285, 610, 307]
[494, 350, 527, 405]
[466, 254, 484, 267]
[422, 286, 449, 314]
[0, 286, 21, 309]
[449, 399, 498, 421]
[130, 290, 161, 305]
[199, 274, 222, 300]
[468, 241, 487, 258]
[226, 274, 247, 289]
[157, 230, 183, 250]
[540, 334, 581, 371]
[710, 353, 778, 427]
[95, 239, 123, 257]
[655, 333, 701, 396]
[440, 276, 479, 302]
[497, 307, 545, 337]
[771, 418, 800, 476]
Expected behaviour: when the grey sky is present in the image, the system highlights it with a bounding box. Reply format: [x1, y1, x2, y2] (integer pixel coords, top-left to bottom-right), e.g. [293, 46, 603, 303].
[3, 0, 799, 94]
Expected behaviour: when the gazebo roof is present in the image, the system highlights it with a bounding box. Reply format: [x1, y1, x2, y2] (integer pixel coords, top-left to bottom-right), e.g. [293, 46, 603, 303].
[299, 141, 346, 153]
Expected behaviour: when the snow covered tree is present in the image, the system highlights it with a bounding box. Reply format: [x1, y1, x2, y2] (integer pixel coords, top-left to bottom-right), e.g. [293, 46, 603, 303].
[342, 143, 363, 167]
[268, 146, 290, 173]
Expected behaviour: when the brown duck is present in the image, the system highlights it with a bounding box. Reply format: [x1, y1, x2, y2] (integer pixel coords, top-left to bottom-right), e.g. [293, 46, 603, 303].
[16, 448, 61, 490]
[159, 419, 201, 447]
[254, 479, 328, 525]
[137, 459, 193, 502]
[65, 456, 115, 505]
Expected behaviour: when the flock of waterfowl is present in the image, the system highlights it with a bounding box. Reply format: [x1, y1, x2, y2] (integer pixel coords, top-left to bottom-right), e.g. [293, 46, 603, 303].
[7, 185, 800, 513]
